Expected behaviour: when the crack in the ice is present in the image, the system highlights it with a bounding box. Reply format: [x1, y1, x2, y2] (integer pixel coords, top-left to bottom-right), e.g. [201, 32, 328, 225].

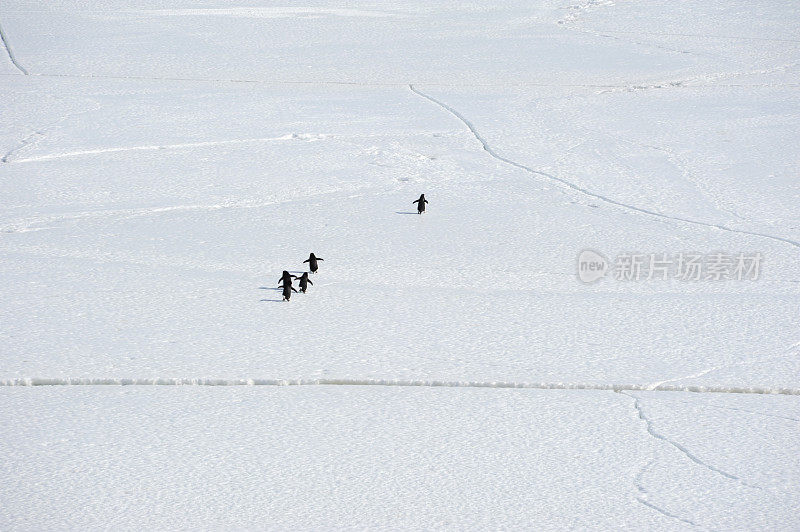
[1, 131, 43, 163]
[555, 0, 731, 63]
[596, 60, 800, 95]
[645, 366, 722, 392]
[0, 184, 381, 234]
[408, 84, 800, 252]
[634, 458, 703, 529]
[633, 453, 704, 528]
[1, 102, 103, 164]
[8, 133, 330, 164]
[564, 24, 726, 63]
[648, 343, 800, 393]
[671, 399, 800, 424]
[607, 135, 749, 222]
[0, 18, 27, 75]
[633, 457, 654, 496]
[637, 495, 703, 530]
[2, 378, 800, 396]
[619, 390, 764, 491]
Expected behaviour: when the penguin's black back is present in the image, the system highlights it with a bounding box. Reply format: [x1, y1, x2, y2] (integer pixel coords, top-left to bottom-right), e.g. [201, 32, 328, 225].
[279, 271, 294, 286]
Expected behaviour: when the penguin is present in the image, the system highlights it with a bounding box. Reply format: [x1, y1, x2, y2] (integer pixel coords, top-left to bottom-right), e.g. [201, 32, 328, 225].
[297, 272, 313, 293]
[278, 270, 298, 288]
[282, 282, 298, 301]
[412, 193, 428, 214]
[303, 253, 324, 274]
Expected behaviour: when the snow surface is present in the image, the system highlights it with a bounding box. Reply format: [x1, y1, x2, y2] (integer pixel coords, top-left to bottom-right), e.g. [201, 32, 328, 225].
[1, 0, 799, 529]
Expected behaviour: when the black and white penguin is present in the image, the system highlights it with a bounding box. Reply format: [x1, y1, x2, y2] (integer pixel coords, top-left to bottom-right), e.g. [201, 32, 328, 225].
[303, 253, 324, 273]
[282, 283, 298, 301]
[297, 272, 313, 293]
[278, 270, 298, 287]
[412, 194, 428, 214]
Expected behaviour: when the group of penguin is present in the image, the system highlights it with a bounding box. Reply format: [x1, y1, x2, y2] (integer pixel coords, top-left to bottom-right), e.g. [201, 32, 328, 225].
[278, 253, 324, 301]
[276, 194, 428, 302]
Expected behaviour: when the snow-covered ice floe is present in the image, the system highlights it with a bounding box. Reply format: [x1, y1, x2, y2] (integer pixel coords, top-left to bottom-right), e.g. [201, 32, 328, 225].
[1, 0, 799, 528]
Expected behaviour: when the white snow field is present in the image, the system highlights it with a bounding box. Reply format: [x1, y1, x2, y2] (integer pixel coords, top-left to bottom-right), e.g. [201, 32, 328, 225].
[1, 0, 799, 529]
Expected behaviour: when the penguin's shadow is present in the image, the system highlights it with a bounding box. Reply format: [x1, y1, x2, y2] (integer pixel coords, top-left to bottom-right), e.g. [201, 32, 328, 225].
[259, 286, 281, 291]
[395, 211, 419, 215]
[260, 298, 284, 303]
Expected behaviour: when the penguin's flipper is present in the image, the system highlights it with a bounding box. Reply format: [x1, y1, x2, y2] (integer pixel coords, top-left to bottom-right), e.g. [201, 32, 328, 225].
[412, 199, 419, 204]
[308, 279, 313, 285]
[292, 287, 298, 293]
[303, 259, 310, 263]
[317, 258, 324, 261]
